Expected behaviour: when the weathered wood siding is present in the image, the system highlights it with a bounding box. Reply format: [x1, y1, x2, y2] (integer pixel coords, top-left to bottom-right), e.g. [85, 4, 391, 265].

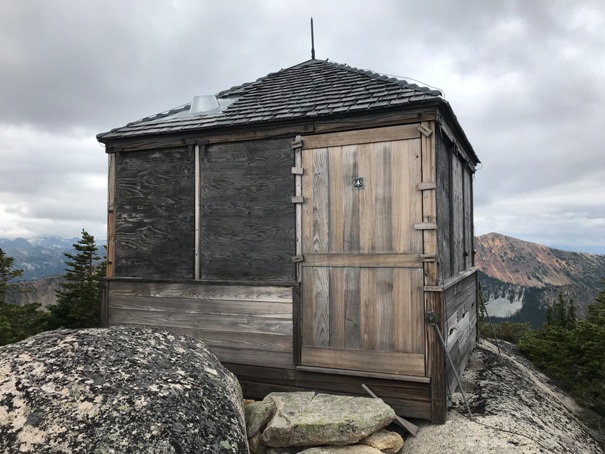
[435, 131, 452, 281]
[451, 152, 465, 275]
[435, 127, 475, 280]
[106, 280, 294, 369]
[463, 168, 474, 269]
[200, 138, 295, 281]
[114, 147, 195, 279]
[444, 271, 478, 395]
[299, 126, 426, 377]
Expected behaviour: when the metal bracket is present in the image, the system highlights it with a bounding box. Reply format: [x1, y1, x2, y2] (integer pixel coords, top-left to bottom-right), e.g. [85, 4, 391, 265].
[425, 310, 473, 420]
[425, 312, 440, 325]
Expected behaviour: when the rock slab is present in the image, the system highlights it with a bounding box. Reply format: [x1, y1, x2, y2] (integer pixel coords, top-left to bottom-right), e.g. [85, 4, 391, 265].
[299, 446, 383, 453]
[360, 429, 404, 453]
[261, 392, 395, 447]
[401, 339, 604, 454]
[0, 325, 248, 453]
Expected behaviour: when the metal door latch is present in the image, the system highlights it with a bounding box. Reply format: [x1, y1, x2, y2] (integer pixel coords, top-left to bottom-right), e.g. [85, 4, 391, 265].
[352, 176, 364, 189]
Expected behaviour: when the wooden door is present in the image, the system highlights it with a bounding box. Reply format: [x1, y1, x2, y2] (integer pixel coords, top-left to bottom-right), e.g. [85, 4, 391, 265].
[300, 126, 426, 376]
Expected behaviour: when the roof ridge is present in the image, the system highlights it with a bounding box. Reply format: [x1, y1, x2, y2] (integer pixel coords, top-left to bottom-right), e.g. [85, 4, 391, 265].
[217, 58, 442, 98]
[325, 60, 442, 96]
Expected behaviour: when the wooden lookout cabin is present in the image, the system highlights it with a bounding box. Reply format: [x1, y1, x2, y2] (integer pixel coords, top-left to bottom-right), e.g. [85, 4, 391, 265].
[97, 59, 480, 423]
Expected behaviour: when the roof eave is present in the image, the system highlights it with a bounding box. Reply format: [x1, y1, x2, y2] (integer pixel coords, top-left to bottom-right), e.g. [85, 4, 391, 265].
[97, 99, 444, 146]
[435, 99, 480, 164]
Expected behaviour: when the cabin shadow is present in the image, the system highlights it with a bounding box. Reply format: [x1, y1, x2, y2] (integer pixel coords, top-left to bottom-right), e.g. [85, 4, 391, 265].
[97, 59, 480, 423]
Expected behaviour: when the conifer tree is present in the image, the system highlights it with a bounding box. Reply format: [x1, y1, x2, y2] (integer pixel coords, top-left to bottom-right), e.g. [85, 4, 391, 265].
[519, 293, 577, 385]
[0, 248, 23, 304]
[572, 279, 605, 415]
[50, 230, 105, 328]
[0, 248, 50, 345]
[519, 282, 605, 417]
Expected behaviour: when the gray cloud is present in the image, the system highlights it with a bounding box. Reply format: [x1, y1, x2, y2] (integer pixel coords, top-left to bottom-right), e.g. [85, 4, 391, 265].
[0, 0, 604, 253]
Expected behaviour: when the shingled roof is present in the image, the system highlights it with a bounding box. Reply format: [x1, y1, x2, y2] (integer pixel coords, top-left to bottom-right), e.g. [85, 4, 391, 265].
[97, 59, 450, 141]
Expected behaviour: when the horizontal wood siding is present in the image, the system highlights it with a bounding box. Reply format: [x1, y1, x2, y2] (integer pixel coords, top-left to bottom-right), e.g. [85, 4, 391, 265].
[200, 138, 295, 281]
[444, 271, 478, 395]
[114, 148, 195, 279]
[107, 280, 294, 369]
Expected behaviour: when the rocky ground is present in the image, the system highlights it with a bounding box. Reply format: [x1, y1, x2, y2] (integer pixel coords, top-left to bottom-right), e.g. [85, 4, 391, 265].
[1, 327, 603, 453]
[401, 339, 604, 454]
[0, 326, 248, 453]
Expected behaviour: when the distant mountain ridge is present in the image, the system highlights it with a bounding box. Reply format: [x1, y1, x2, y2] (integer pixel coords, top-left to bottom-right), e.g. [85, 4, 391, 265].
[0, 236, 106, 282]
[475, 232, 605, 326]
[476, 232, 604, 289]
[3, 234, 604, 326]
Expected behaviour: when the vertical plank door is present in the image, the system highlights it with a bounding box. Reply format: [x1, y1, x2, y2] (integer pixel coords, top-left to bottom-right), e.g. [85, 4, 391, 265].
[300, 125, 426, 377]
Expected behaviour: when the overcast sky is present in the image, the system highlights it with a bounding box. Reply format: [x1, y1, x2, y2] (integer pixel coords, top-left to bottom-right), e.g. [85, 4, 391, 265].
[1, 0, 604, 253]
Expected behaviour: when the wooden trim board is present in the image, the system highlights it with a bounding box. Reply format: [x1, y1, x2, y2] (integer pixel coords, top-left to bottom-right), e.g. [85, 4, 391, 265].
[296, 365, 431, 383]
[301, 253, 422, 268]
[302, 124, 420, 149]
[301, 346, 425, 376]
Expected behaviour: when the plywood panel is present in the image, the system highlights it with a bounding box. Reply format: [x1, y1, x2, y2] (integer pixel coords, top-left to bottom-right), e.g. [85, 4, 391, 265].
[115, 147, 195, 279]
[200, 138, 295, 281]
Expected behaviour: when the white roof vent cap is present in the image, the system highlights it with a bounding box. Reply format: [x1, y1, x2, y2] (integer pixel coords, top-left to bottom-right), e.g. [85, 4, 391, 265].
[190, 95, 220, 114]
